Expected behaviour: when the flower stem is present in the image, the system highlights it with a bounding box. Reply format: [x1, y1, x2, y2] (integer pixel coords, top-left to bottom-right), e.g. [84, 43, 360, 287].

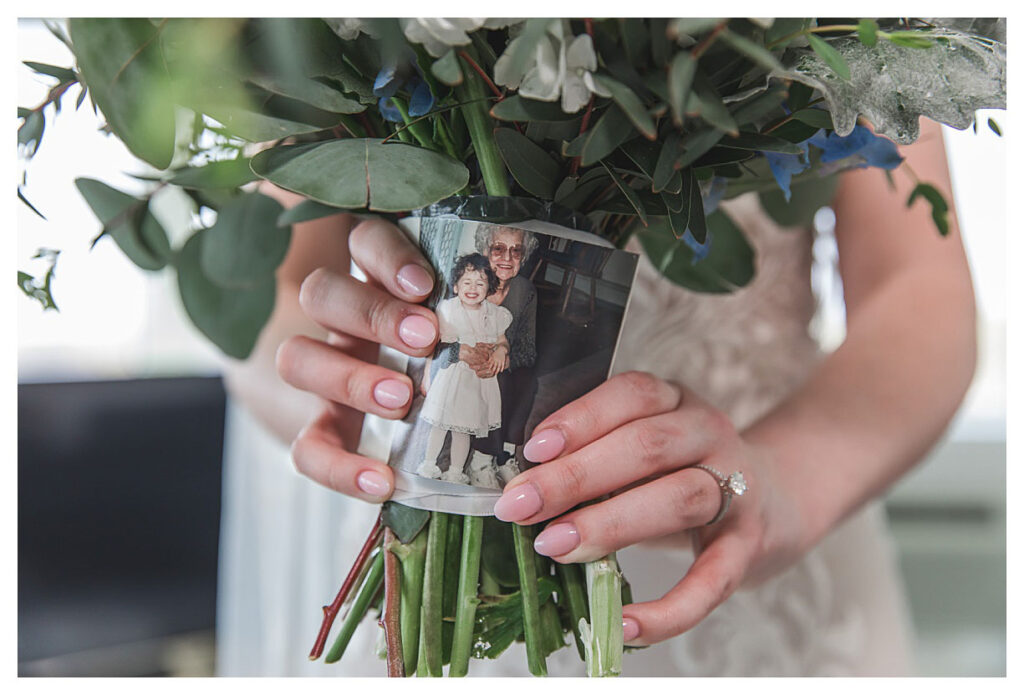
[555, 562, 590, 660]
[512, 523, 547, 676]
[455, 48, 510, 196]
[390, 96, 439, 151]
[584, 554, 623, 677]
[448, 515, 484, 676]
[382, 528, 405, 677]
[389, 528, 428, 676]
[417, 511, 449, 676]
[324, 549, 385, 664]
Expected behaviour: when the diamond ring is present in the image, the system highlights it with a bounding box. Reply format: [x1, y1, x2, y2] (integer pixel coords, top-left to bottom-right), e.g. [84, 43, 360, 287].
[691, 465, 747, 525]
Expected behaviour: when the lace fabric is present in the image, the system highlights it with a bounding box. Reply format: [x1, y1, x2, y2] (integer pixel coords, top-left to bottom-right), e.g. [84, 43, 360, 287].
[215, 192, 916, 676]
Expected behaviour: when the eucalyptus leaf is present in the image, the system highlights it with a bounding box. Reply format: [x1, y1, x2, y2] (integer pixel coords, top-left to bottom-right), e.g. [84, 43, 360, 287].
[75, 178, 172, 271]
[637, 210, 755, 293]
[68, 19, 176, 169]
[175, 230, 275, 360]
[669, 19, 722, 40]
[23, 61, 77, 84]
[718, 29, 784, 71]
[18, 110, 45, 155]
[857, 19, 879, 47]
[675, 128, 727, 169]
[907, 182, 950, 236]
[200, 192, 291, 288]
[719, 131, 805, 154]
[758, 173, 840, 227]
[600, 162, 648, 225]
[491, 95, 580, 122]
[202, 101, 333, 143]
[652, 131, 682, 192]
[247, 73, 365, 114]
[494, 128, 562, 199]
[592, 74, 656, 139]
[806, 34, 851, 81]
[790, 108, 834, 130]
[382, 501, 431, 544]
[169, 158, 258, 189]
[251, 138, 470, 212]
[277, 199, 348, 226]
[773, 27, 1005, 143]
[885, 31, 935, 49]
[668, 53, 697, 126]
[569, 105, 638, 166]
[431, 49, 464, 86]
[988, 118, 1002, 136]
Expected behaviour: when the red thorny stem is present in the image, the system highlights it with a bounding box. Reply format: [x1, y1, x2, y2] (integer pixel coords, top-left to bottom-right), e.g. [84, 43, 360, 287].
[309, 512, 383, 660]
[381, 528, 405, 677]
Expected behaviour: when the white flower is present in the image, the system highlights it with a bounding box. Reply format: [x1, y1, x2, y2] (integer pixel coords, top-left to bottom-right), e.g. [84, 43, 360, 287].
[494, 20, 609, 113]
[400, 18, 520, 57]
[324, 18, 372, 40]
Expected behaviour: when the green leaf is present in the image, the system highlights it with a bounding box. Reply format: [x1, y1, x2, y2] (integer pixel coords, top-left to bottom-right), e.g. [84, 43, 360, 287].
[619, 19, 650, 67]
[668, 53, 697, 126]
[250, 138, 470, 212]
[719, 131, 805, 154]
[675, 128, 727, 169]
[768, 119, 821, 143]
[75, 178, 172, 271]
[765, 18, 809, 48]
[200, 192, 291, 289]
[491, 94, 580, 122]
[729, 85, 787, 125]
[277, 199, 348, 226]
[652, 131, 682, 192]
[564, 105, 638, 166]
[718, 29, 784, 71]
[494, 128, 562, 199]
[18, 110, 45, 156]
[169, 158, 258, 189]
[907, 183, 950, 236]
[790, 108, 834, 130]
[786, 81, 815, 111]
[68, 19, 176, 169]
[669, 19, 722, 40]
[23, 61, 77, 84]
[247, 73, 365, 114]
[201, 101, 333, 143]
[884, 31, 935, 49]
[382, 501, 431, 544]
[175, 229, 275, 359]
[807, 34, 851, 81]
[988, 118, 1002, 136]
[649, 18, 672, 66]
[857, 19, 879, 47]
[600, 162, 648, 225]
[758, 173, 840, 227]
[636, 210, 755, 293]
[18, 188, 46, 220]
[692, 87, 739, 135]
[18, 250, 60, 311]
[620, 139, 660, 179]
[592, 75, 656, 139]
[430, 49, 463, 86]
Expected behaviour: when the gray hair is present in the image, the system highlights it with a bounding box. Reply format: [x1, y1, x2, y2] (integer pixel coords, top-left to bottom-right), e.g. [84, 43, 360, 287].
[473, 224, 539, 263]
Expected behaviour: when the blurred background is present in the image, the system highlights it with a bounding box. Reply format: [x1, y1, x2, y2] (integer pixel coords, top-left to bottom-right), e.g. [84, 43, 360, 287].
[17, 18, 1007, 676]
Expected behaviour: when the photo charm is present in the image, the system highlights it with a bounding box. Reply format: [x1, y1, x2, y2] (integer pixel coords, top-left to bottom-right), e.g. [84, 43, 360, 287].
[359, 216, 639, 515]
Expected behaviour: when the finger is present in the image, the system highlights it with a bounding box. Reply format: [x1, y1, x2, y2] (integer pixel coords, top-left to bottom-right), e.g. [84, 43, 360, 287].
[349, 217, 435, 302]
[494, 404, 726, 524]
[299, 268, 438, 356]
[276, 335, 414, 418]
[532, 466, 723, 562]
[522, 371, 683, 464]
[292, 410, 395, 502]
[621, 532, 750, 645]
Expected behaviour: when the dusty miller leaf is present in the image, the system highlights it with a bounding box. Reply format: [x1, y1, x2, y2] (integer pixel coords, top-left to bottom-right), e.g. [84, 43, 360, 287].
[772, 26, 1006, 143]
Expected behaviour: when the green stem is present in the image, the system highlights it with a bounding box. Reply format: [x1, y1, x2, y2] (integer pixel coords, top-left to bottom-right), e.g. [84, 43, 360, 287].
[390, 96, 439, 151]
[337, 113, 366, 138]
[417, 512, 449, 676]
[512, 524, 547, 676]
[480, 565, 501, 596]
[555, 562, 590, 660]
[389, 531, 428, 676]
[441, 513, 464, 665]
[583, 554, 623, 677]
[324, 550, 386, 664]
[455, 48, 509, 196]
[448, 516, 484, 677]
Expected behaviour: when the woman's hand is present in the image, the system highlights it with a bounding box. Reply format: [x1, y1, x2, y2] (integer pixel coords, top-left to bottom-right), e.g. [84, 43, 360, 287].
[275, 218, 439, 503]
[491, 371, 807, 647]
[460, 342, 495, 377]
[488, 344, 510, 375]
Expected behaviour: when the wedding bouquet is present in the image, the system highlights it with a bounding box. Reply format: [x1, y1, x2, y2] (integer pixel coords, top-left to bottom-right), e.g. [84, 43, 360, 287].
[18, 17, 1005, 677]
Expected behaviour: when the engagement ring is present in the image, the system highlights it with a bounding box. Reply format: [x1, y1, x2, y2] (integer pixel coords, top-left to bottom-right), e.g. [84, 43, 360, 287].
[691, 465, 747, 525]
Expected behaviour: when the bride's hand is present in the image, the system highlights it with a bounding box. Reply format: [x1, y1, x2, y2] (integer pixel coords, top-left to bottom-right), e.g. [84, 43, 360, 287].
[275, 218, 438, 503]
[491, 371, 807, 646]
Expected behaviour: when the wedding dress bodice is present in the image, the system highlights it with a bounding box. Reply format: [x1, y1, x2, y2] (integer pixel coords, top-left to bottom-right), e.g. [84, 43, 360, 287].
[216, 193, 915, 677]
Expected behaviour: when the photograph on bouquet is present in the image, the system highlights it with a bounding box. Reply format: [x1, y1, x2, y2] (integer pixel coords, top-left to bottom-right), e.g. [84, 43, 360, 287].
[388, 218, 639, 492]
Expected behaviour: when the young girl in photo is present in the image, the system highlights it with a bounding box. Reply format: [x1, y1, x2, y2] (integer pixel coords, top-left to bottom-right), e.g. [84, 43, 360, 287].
[416, 253, 513, 486]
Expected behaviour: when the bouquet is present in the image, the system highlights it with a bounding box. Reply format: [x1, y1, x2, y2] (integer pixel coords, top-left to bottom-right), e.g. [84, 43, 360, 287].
[18, 17, 1005, 677]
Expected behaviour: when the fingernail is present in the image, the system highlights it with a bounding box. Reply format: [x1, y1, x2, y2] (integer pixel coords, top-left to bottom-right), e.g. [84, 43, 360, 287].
[533, 522, 580, 557]
[398, 314, 436, 349]
[396, 264, 433, 296]
[523, 429, 565, 463]
[492, 482, 542, 522]
[373, 379, 411, 409]
[622, 617, 640, 642]
[356, 470, 391, 498]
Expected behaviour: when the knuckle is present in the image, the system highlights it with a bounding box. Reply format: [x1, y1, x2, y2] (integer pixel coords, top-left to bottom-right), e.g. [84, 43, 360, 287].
[701, 408, 735, 441]
[362, 293, 396, 340]
[618, 370, 679, 413]
[629, 419, 673, 469]
[554, 458, 588, 502]
[670, 475, 715, 522]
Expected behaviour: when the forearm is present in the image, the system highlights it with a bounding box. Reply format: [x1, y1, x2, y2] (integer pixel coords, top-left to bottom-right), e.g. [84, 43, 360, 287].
[744, 262, 976, 551]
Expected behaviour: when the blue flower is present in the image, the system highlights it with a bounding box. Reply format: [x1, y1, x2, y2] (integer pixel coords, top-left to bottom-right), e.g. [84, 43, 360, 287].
[764, 147, 811, 202]
[682, 228, 712, 263]
[373, 57, 437, 123]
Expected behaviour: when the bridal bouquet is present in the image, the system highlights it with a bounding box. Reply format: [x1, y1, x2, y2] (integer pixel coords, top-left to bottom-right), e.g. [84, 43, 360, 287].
[18, 17, 1005, 676]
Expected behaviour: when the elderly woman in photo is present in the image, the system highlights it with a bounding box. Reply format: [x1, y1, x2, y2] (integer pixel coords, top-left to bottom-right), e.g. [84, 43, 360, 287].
[440, 223, 539, 488]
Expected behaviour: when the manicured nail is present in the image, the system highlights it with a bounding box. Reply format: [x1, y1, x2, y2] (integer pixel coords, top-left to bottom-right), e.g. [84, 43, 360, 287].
[622, 617, 640, 642]
[398, 314, 436, 349]
[373, 379, 411, 409]
[533, 522, 580, 557]
[356, 470, 391, 498]
[492, 482, 542, 522]
[396, 264, 433, 296]
[523, 429, 565, 463]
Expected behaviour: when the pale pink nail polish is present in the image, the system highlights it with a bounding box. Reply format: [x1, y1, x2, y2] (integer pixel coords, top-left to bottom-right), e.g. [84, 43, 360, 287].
[373, 379, 411, 409]
[492, 483, 542, 522]
[523, 429, 565, 463]
[398, 314, 436, 349]
[396, 264, 433, 296]
[533, 523, 580, 557]
[356, 470, 391, 498]
[622, 617, 640, 642]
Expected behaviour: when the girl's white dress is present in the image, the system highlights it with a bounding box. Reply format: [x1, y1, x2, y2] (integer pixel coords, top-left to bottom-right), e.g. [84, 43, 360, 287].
[216, 192, 916, 676]
[419, 296, 513, 437]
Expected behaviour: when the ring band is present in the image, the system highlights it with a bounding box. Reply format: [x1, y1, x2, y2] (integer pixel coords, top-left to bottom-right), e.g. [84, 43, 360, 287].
[691, 465, 747, 525]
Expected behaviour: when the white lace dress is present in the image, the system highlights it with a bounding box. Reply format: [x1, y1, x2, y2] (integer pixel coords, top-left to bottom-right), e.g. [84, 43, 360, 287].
[216, 193, 916, 676]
